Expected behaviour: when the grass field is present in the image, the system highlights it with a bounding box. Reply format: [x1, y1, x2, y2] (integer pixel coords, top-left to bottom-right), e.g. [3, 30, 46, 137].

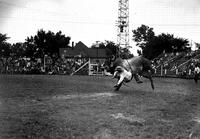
[0, 75, 200, 139]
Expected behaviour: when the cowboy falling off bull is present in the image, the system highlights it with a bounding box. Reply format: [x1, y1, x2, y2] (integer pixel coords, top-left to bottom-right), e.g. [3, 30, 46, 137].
[106, 56, 155, 91]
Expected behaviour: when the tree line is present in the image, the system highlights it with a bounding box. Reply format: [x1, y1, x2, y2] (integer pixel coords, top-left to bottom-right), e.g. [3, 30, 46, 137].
[132, 24, 193, 59]
[0, 29, 133, 61]
[0, 25, 199, 63]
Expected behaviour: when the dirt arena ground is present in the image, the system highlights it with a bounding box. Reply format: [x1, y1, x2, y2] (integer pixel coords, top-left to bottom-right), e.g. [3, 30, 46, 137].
[0, 75, 200, 139]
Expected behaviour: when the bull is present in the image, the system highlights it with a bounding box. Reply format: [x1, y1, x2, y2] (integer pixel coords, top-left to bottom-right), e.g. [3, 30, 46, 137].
[107, 56, 155, 91]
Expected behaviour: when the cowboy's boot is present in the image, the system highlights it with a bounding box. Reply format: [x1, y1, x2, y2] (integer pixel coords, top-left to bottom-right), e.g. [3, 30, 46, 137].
[114, 82, 123, 91]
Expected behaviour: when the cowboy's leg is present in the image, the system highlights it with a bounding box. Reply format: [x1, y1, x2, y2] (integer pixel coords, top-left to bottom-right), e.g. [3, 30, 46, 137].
[116, 75, 125, 86]
[114, 74, 125, 90]
[114, 81, 123, 91]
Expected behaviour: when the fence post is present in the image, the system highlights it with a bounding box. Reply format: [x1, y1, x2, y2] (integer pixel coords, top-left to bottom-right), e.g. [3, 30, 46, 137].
[164, 69, 167, 75]
[88, 58, 91, 75]
[176, 69, 178, 75]
[189, 69, 191, 75]
[161, 65, 163, 76]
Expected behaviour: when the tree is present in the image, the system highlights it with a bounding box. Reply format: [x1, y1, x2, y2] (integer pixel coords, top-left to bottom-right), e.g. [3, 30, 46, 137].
[0, 33, 12, 73]
[132, 25, 190, 59]
[94, 40, 133, 59]
[91, 42, 106, 49]
[24, 36, 38, 59]
[0, 33, 11, 58]
[171, 36, 190, 52]
[132, 24, 155, 50]
[104, 41, 118, 57]
[12, 42, 27, 58]
[0, 33, 9, 43]
[120, 47, 134, 59]
[25, 29, 71, 59]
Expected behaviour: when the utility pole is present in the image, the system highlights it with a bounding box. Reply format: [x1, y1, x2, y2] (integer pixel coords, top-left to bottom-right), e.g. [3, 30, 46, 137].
[117, 0, 129, 57]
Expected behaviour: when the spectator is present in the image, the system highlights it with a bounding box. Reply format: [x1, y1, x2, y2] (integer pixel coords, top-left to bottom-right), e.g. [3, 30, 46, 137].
[194, 64, 200, 83]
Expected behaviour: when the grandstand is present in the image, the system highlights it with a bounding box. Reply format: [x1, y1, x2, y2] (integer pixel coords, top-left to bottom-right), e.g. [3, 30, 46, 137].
[153, 49, 200, 78]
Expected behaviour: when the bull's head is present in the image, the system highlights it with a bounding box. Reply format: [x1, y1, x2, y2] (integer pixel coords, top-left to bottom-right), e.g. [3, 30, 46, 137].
[104, 57, 124, 75]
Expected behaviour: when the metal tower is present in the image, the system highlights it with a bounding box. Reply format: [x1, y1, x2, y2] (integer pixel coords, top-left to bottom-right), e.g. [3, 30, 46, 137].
[117, 0, 129, 56]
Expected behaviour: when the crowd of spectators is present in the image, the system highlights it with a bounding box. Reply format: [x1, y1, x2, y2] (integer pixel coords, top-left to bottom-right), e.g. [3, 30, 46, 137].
[178, 58, 200, 77]
[0, 56, 91, 75]
[0, 49, 200, 77]
[152, 52, 183, 68]
[152, 50, 200, 77]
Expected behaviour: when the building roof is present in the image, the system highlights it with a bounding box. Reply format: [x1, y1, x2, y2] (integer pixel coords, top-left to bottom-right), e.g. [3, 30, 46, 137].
[74, 41, 88, 51]
[59, 41, 108, 58]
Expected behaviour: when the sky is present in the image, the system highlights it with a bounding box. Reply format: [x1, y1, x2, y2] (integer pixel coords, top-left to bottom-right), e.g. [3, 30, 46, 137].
[0, 0, 200, 55]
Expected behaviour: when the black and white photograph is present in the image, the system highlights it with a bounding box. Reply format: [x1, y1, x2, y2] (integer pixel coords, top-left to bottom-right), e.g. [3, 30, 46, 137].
[0, 0, 200, 138]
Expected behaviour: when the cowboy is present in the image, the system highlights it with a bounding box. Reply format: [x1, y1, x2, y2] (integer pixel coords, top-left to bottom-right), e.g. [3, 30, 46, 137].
[111, 56, 154, 91]
[113, 65, 142, 83]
